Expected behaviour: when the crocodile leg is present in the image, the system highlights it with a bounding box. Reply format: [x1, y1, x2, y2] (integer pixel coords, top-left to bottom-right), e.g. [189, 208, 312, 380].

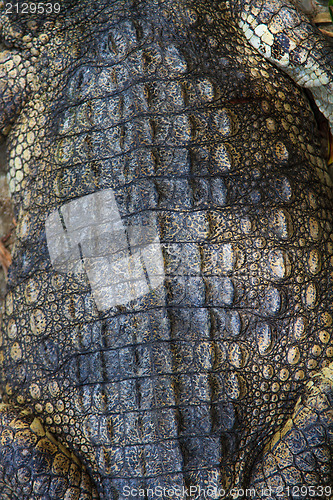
[250, 367, 333, 499]
[230, 0, 333, 129]
[0, 404, 99, 499]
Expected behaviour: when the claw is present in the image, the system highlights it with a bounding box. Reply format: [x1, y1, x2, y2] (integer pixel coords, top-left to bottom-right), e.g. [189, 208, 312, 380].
[328, 129, 333, 167]
[314, 4, 333, 37]
[0, 239, 11, 276]
[318, 28, 333, 37]
[313, 12, 332, 23]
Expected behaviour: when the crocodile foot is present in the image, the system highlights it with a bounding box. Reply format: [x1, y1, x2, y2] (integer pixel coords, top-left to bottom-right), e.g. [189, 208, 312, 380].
[250, 364, 333, 499]
[0, 404, 99, 500]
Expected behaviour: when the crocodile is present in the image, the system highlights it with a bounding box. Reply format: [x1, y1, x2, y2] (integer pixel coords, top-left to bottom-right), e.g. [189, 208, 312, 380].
[1, 0, 333, 498]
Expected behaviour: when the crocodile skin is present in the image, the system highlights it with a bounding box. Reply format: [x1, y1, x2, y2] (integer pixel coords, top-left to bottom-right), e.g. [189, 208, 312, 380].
[0, 1, 333, 499]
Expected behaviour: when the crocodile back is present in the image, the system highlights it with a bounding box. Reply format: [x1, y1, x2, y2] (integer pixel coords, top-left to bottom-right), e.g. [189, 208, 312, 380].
[2, 0, 333, 497]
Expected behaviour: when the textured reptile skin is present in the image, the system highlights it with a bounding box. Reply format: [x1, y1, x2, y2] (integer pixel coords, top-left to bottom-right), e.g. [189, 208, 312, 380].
[0, 1, 333, 499]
